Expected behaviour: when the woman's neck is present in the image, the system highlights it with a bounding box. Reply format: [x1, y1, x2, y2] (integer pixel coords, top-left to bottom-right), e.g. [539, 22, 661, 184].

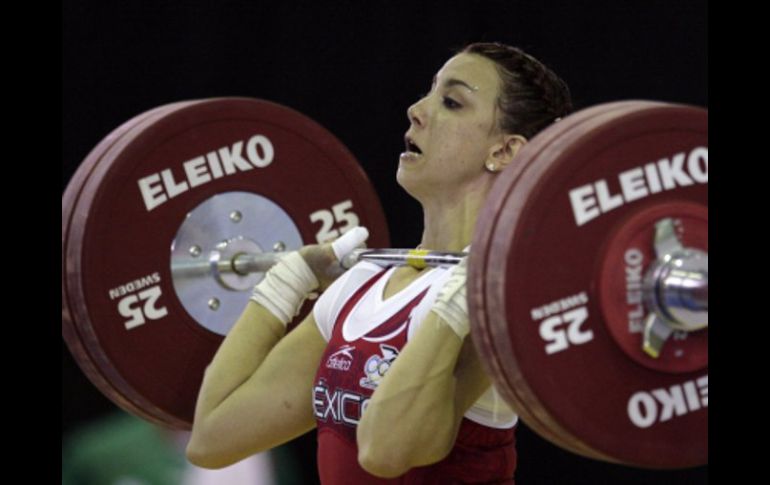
[418, 176, 495, 252]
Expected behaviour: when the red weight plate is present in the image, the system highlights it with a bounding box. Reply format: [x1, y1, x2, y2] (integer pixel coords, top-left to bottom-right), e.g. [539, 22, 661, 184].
[65, 98, 390, 428]
[470, 101, 648, 462]
[476, 101, 707, 468]
[63, 101, 199, 428]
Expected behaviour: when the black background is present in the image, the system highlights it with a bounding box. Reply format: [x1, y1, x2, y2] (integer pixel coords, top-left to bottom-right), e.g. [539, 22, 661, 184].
[63, 1, 708, 483]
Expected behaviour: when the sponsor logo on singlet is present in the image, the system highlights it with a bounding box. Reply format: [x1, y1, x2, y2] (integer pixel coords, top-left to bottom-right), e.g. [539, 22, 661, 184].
[325, 344, 355, 371]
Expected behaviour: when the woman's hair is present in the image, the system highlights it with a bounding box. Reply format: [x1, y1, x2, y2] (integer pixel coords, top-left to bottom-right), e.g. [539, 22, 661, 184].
[461, 42, 573, 139]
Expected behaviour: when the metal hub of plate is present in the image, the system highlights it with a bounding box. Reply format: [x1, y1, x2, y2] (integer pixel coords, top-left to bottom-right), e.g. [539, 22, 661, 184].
[170, 191, 303, 336]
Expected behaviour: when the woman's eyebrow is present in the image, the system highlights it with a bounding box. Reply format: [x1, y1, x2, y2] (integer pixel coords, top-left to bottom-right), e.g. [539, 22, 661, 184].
[432, 75, 479, 93]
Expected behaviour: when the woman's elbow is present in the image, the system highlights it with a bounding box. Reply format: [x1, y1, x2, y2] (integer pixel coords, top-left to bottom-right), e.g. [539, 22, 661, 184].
[185, 428, 239, 469]
[356, 417, 407, 476]
[357, 432, 453, 478]
[357, 441, 411, 478]
[186, 441, 216, 469]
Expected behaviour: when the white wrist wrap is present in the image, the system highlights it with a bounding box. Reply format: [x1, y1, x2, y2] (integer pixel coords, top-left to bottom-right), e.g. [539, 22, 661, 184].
[250, 251, 319, 327]
[431, 257, 470, 339]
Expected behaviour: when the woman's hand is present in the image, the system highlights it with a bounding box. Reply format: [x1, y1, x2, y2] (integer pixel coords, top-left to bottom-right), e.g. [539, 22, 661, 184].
[300, 226, 369, 291]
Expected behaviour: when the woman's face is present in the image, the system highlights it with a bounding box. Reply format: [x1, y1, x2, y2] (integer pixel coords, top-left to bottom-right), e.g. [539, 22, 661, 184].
[397, 53, 504, 200]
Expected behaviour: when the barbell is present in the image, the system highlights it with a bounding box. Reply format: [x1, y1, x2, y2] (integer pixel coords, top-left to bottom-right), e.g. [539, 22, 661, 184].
[61, 97, 707, 469]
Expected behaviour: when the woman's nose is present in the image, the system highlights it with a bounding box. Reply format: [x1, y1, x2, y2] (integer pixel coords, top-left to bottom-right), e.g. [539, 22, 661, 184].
[407, 98, 426, 128]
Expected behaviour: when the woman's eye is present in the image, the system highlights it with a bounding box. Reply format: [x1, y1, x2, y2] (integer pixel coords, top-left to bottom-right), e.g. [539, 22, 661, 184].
[442, 96, 461, 109]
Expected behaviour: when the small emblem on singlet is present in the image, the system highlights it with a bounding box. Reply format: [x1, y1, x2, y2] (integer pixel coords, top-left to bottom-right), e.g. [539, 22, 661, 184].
[360, 344, 399, 390]
[325, 344, 355, 371]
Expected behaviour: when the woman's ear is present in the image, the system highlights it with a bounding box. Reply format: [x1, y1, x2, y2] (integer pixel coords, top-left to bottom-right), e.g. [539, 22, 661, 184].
[485, 134, 527, 172]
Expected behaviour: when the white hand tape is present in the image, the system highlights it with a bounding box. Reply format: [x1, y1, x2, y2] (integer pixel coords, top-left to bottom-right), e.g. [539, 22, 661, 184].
[332, 226, 369, 261]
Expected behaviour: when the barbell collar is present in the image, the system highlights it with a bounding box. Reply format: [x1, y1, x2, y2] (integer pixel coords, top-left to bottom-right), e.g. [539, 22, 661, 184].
[642, 218, 708, 358]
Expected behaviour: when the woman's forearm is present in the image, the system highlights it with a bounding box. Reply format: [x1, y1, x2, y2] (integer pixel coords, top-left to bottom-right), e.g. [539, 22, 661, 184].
[356, 312, 470, 477]
[193, 301, 286, 420]
[187, 303, 325, 467]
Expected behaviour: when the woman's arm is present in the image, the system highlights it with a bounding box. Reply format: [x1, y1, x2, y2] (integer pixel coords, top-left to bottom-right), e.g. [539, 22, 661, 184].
[356, 310, 492, 477]
[186, 230, 368, 467]
[186, 305, 327, 468]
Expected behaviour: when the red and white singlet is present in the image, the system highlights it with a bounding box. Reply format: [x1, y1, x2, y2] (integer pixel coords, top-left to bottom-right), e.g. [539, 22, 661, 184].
[312, 261, 519, 484]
